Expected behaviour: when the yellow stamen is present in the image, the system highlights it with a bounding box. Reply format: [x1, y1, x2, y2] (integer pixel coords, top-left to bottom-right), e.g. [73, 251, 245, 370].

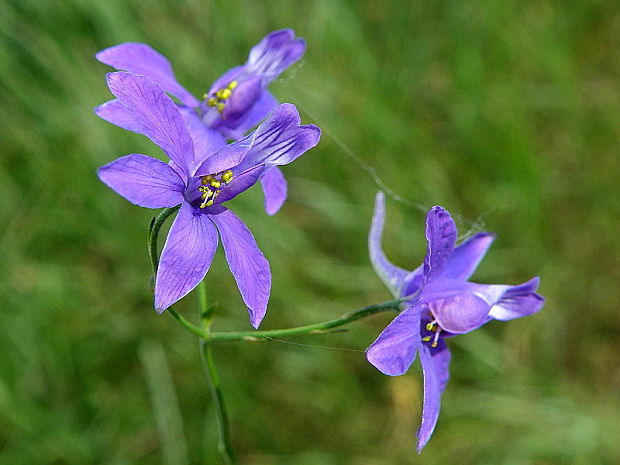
[220, 88, 232, 99]
[217, 102, 225, 112]
[207, 98, 217, 107]
[201, 175, 214, 185]
[422, 336, 432, 342]
[426, 322, 435, 331]
[221, 170, 233, 183]
[200, 190, 219, 208]
[227, 80, 238, 89]
[431, 341, 438, 348]
[210, 180, 221, 188]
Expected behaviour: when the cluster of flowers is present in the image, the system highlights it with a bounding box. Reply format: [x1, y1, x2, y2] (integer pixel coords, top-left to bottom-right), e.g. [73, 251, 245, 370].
[96, 29, 544, 452]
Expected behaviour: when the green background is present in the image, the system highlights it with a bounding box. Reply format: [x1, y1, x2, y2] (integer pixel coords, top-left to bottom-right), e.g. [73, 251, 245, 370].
[1, 0, 619, 463]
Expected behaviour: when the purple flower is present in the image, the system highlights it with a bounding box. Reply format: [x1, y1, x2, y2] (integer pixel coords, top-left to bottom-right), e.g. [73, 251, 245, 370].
[366, 192, 544, 452]
[97, 72, 320, 328]
[95, 29, 306, 215]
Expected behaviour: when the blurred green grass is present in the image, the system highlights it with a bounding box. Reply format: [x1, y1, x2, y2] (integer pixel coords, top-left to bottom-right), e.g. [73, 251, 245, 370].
[1, 0, 619, 463]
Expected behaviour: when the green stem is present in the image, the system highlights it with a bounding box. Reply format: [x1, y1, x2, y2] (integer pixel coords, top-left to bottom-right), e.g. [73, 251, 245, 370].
[207, 299, 402, 342]
[197, 282, 236, 465]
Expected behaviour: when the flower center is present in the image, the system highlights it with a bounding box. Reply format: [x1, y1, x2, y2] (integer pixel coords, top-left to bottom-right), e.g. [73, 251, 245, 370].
[205, 81, 238, 113]
[421, 320, 443, 347]
[197, 170, 234, 208]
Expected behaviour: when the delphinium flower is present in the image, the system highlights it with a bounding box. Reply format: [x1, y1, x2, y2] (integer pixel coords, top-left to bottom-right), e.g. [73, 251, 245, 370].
[97, 72, 320, 328]
[366, 192, 544, 451]
[95, 29, 306, 215]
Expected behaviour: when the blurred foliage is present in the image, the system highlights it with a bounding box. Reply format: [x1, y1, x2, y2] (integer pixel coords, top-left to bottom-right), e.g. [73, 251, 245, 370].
[1, 0, 619, 463]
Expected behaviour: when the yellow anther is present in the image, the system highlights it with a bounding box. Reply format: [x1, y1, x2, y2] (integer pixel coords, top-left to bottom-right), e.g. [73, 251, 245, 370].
[217, 102, 225, 112]
[220, 88, 232, 99]
[221, 170, 233, 183]
[201, 190, 213, 200]
[431, 341, 438, 348]
[422, 336, 432, 342]
[210, 180, 221, 188]
[207, 98, 217, 107]
[215, 89, 225, 99]
[206, 199, 215, 207]
[227, 80, 238, 89]
[426, 322, 435, 331]
[201, 175, 214, 185]
[203, 93, 209, 99]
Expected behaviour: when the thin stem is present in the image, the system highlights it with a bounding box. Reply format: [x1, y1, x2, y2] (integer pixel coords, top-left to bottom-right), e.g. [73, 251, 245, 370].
[206, 299, 402, 342]
[197, 282, 236, 465]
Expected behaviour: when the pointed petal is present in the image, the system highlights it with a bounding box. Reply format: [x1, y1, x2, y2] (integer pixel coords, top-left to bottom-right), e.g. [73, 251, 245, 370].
[106, 72, 195, 178]
[233, 90, 279, 137]
[155, 203, 218, 311]
[232, 103, 321, 173]
[178, 108, 226, 164]
[260, 166, 287, 215]
[486, 277, 544, 321]
[95, 99, 143, 134]
[245, 29, 306, 84]
[417, 345, 450, 453]
[428, 293, 490, 334]
[368, 192, 410, 297]
[96, 43, 198, 107]
[366, 305, 421, 376]
[209, 209, 271, 328]
[97, 154, 184, 208]
[423, 206, 457, 281]
[440, 232, 495, 281]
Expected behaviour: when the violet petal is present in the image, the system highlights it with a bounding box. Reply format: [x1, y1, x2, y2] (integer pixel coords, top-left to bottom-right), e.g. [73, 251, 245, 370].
[97, 154, 184, 208]
[208, 208, 271, 328]
[211, 166, 266, 206]
[95, 99, 143, 134]
[155, 203, 218, 311]
[232, 103, 320, 174]
[487, 277, 544, 321]
[232, 90, 279, 138]
[193, 136, 253, 177]
[179, 108, 226, 165]
[246, 29, 306, 84]
[366, 305, 421, 376]
[96, 42, 199, 107]
[423, 206, 457, 282]
[440, 232, 495, 281]
[428, 292, 490, 334]
[106, 72, 195, 179]
[260, 166, 287, 216]
[416, 345, 450, 453]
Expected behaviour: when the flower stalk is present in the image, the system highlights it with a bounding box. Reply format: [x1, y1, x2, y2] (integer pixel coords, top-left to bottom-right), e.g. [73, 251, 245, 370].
[198, 282, 236, 465]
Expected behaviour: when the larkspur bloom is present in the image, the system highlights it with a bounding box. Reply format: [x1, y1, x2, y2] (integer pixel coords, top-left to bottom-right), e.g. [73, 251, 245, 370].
[97, 72, 320, 328]
[95, 29, 306, 215]
[366, 192, 544, 452]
